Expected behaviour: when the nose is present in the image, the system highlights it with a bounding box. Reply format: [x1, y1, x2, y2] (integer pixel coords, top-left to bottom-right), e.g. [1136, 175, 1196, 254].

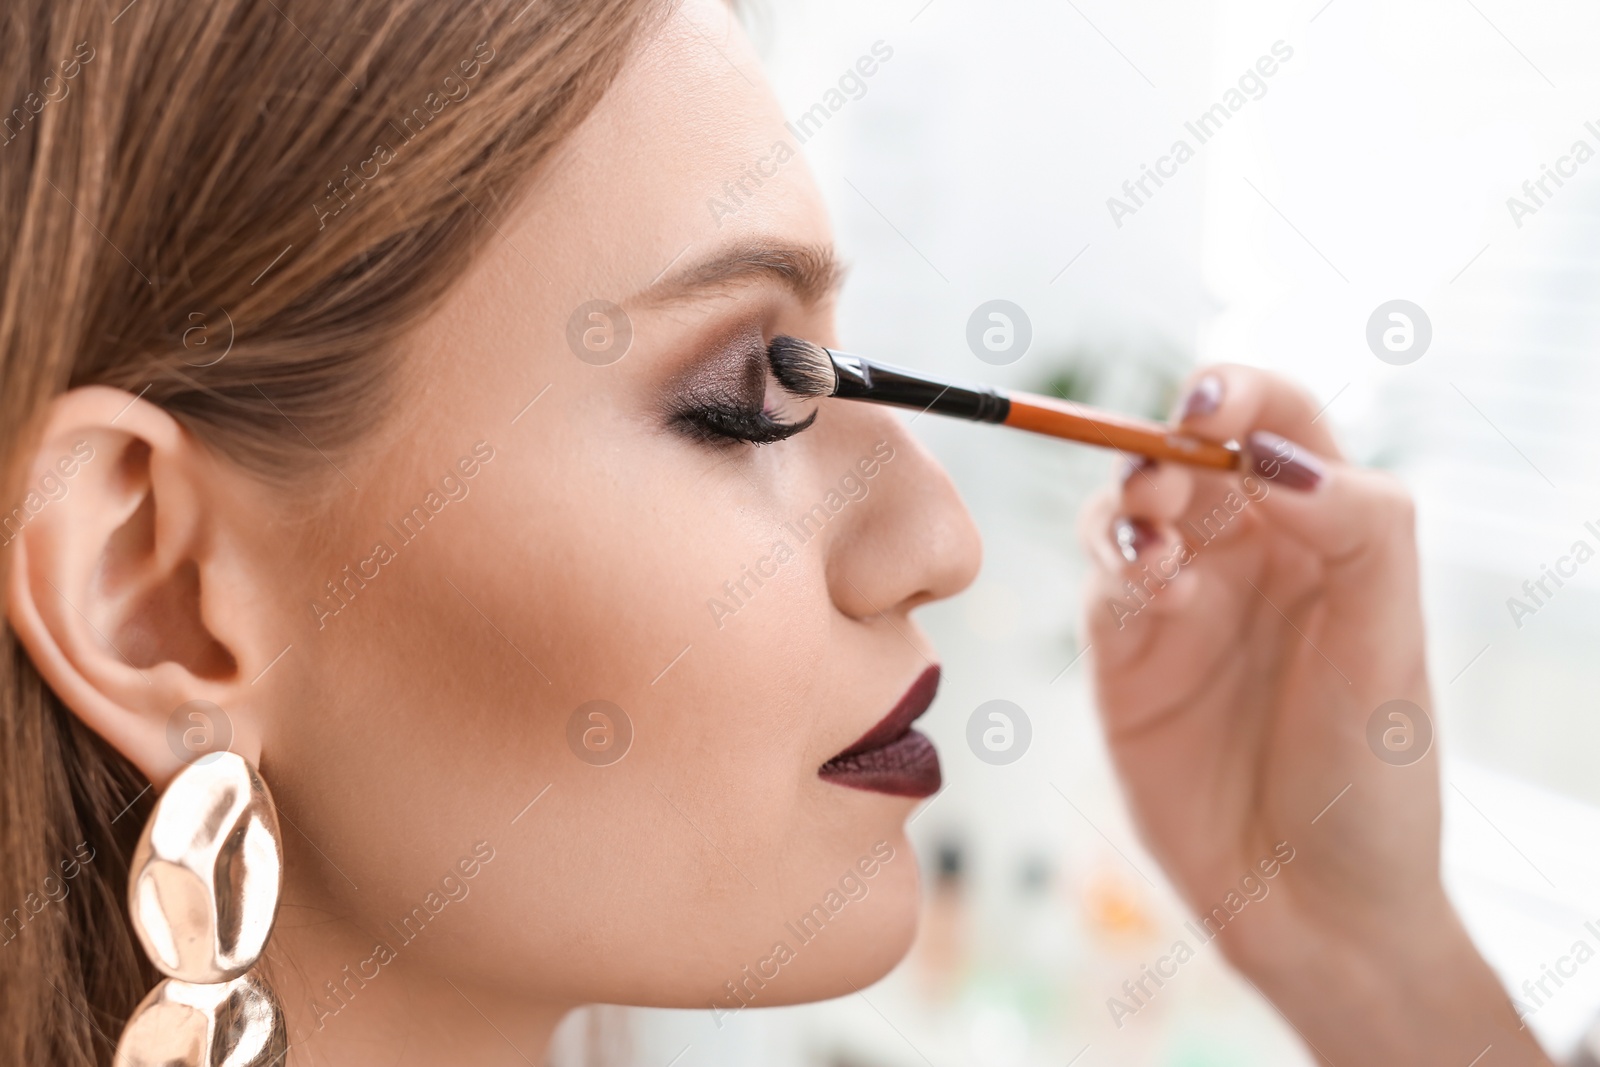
[817, 403, 982, 621]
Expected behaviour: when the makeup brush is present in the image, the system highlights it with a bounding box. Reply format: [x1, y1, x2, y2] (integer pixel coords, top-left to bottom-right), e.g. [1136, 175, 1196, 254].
[766, 336, 1242, 471]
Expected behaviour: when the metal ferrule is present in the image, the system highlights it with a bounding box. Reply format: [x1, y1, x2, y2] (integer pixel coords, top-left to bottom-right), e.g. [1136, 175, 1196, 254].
[827, 350, 1010, 424]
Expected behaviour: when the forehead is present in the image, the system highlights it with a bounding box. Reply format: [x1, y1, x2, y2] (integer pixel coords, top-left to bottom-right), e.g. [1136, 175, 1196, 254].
[523, 0, 833, 308]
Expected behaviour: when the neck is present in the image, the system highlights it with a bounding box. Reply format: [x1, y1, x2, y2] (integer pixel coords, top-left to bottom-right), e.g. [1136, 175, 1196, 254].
[267, 905, 571, 1066]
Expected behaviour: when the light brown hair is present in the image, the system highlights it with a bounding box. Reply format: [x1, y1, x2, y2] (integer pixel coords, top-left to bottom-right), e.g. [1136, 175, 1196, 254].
[0, 0, 663, 1060]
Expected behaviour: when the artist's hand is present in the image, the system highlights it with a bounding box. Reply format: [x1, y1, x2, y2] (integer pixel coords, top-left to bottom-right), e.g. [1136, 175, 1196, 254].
[1079, 365, 1550, 1065]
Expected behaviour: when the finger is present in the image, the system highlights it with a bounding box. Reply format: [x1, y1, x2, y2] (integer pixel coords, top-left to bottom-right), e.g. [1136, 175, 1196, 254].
[1172, 364, 1346, 462]
[1083, 487, 1185, 578]
[1079, 490, 1204, 620]
[1239, 431, 1417, 565]
[1078, 493, 1150, 677]
[1080, 562, 1154, 672]
[1079, 487, 1127, 574]
[1083, 561, 1246, 715]
[1169, 466, 1270, 550]
[1118, 457, 1195, 524]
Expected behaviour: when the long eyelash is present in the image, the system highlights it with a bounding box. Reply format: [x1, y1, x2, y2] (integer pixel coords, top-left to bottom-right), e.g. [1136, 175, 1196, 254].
[676, 404, 817, 446]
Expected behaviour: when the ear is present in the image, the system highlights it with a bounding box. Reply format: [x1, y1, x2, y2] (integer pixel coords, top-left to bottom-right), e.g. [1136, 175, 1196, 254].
[5, 386, 274, 788]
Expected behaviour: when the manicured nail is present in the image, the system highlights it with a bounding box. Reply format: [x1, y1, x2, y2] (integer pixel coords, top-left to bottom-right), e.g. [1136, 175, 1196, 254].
[1247, 430, 1324, 491]
[1112, 517, 1159, 563]
[1120, 455, 1156, 487]
[1176, 374, 1224, 422]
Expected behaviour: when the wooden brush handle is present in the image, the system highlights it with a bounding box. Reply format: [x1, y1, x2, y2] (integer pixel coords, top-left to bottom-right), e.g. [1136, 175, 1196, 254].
[1003, 391, 1241, 470]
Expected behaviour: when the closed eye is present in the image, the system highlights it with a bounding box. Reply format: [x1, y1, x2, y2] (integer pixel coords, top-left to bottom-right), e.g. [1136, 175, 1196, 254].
[665, 319, 820, 448]
[674, 403, 817, 446]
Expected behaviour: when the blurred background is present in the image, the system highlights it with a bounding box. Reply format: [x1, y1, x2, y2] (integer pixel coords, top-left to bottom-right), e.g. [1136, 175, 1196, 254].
[554, 0, 1600, 1062]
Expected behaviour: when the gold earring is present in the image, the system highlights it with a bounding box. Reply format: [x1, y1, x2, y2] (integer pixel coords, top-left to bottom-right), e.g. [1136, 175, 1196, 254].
[113, 751, 288, 1067]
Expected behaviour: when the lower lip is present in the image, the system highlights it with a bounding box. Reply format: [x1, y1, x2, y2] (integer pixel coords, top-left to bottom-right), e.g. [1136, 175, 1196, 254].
[817, 730, 941, 798]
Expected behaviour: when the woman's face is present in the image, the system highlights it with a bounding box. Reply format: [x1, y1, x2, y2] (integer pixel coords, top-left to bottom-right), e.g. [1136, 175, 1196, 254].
[221, 0, 984, 1030]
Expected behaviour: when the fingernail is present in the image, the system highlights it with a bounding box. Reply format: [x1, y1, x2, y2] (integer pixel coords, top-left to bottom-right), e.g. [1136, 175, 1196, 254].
[1120, 455, 1156, 487]
[1112, 517, 1159, 563]
[1247, 430, 1324, 491]
[1176, 374, 1224, 422]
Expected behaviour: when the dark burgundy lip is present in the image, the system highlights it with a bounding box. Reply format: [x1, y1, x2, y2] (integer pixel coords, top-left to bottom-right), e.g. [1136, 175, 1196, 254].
[826, 664, 941, 762]
[817, 665, 942, 799]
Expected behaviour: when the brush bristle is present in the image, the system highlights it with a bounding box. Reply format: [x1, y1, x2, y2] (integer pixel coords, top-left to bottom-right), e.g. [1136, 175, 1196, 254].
[766, 335, 838, 398]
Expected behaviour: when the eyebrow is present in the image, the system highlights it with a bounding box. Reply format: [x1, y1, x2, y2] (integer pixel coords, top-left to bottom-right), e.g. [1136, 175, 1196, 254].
[632, 240, 846, 308]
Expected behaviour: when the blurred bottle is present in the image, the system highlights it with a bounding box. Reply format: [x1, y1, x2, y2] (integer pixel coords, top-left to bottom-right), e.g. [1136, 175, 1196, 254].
[995, 852, 1083, 1061]
[912, 839, 970, 1007]
[1079, 857, 1168, 1064]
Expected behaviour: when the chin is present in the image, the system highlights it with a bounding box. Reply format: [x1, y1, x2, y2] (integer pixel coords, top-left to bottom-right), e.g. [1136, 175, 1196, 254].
[757, 841, 925, 1007]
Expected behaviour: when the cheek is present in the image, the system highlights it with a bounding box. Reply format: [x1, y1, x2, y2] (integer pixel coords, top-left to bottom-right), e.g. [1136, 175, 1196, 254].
[275, 427, 851, 999]
[486, 436, 836, 775]
[528, 449, 838, 860]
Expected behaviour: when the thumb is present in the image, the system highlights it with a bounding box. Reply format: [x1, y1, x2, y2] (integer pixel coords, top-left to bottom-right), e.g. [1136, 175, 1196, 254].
[1244, 430, 1417, 566]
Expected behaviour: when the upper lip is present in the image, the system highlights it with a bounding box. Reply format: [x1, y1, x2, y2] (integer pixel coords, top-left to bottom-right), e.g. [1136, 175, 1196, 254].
[824, 665, 941, 763]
